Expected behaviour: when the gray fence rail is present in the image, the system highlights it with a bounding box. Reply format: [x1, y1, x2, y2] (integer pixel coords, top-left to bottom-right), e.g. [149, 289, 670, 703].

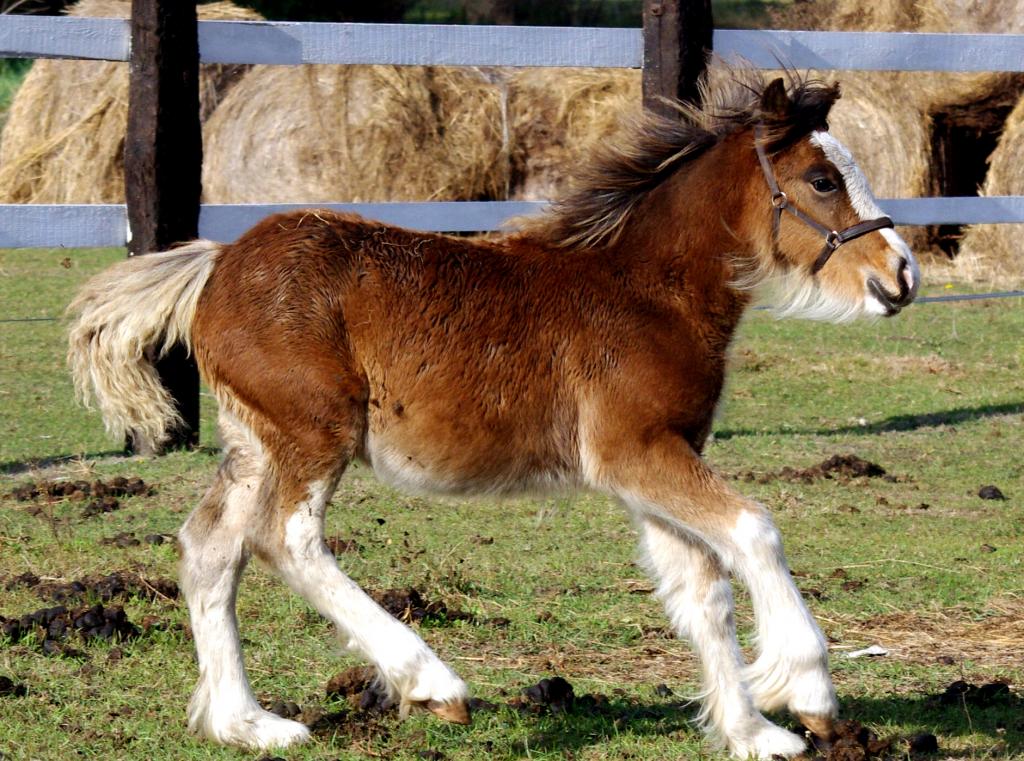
[4, 18, 1024, 72]
[4, 197, 1024, 249]
[1, 16, 1024, 245]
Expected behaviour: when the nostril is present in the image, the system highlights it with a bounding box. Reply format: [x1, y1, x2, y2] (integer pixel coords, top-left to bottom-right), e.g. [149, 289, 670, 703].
[896, 259, 911, 303]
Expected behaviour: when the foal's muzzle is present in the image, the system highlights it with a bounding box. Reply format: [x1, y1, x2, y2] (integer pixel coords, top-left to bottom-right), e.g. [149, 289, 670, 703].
[868, 258, 915, 315]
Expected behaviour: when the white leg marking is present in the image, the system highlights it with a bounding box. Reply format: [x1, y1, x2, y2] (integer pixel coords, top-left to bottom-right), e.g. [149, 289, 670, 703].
[276, 481, 467, 712]
[180, 485, 310, 748]
[639, 519, 807, 758]
[180, 412, 310, 750]
[730, 510, 837, 722]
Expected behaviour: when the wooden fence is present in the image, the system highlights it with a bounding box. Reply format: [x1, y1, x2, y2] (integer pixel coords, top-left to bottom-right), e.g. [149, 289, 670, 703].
[2, 0, 1024, 447]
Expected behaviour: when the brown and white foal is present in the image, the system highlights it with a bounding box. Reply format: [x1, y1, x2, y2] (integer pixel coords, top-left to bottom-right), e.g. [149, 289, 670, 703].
[68, 73, 918, 758]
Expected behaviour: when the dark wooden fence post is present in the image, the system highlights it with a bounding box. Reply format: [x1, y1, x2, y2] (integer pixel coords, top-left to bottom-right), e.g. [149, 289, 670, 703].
[124, 0, 202, 453]
[642, 0, 713, 116]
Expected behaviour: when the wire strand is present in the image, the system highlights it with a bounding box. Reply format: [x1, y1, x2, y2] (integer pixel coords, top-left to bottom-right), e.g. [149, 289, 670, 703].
[2, 290, 1022, 324]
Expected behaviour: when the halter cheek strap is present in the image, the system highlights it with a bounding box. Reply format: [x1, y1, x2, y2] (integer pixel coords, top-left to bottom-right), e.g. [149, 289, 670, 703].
[754, 128, 894, 275]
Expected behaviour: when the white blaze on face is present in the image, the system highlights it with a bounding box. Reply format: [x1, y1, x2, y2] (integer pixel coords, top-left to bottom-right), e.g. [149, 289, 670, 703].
[809, 131, 920, 313]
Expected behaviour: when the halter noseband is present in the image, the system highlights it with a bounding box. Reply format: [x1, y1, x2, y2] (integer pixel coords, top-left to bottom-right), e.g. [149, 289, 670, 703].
[754, 127, 894, 275]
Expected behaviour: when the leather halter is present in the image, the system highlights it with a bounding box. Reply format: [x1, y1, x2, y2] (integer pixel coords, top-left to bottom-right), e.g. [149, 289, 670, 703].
[754, 128, 894, 274]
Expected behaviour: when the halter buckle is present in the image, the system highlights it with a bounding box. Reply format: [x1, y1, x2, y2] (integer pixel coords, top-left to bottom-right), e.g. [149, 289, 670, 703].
[826, 230, 841, 249]
[771, 191, 788, 209]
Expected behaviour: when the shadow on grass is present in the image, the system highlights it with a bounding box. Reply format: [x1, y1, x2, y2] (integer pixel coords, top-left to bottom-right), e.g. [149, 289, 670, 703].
[0, 450, 128, 476]
[504, 698, 699, 755]
[839, 693, 1023, 756]
[0, 446, 221, 476]
[716, 401, 1024, 441]
[500, 693, 1022, 757]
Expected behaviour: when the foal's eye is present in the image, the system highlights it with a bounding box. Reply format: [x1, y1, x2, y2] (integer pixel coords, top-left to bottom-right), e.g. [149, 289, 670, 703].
[811, 177, 837, 194]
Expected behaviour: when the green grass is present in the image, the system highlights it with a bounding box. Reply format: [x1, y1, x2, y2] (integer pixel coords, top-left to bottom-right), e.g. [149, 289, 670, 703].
[1, 247, 1023, 760]
[0, 58, 30, 128]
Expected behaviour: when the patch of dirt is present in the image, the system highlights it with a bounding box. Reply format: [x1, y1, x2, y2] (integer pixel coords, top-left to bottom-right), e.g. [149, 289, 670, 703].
[0, 602, 140, 655]
[325, 535, 361, 555]
[739, 455, 894, 485]
[101, 532, 140, 548]
[305, 705, 392, 744]
[326, 665, 377, 699]
[369, 588, 472, 626]
[325, 665, 395, 714]
[803, 720, 945, 760]
[831, 597, 1024, 670]
[10, 476, 151, 502]
[4, 570, 179, 604]
[731, 347, 777, 373]
[8, 476, 153, 518]
[100, 532, 173, 548]
[805, 718, 895, 761]
[870, 354, 962, 379]
[310, 667, 398, 743]
[81, 496, 123, 518]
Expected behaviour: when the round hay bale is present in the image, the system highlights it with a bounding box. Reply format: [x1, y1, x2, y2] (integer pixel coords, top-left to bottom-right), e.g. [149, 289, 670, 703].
[827, 73, 929, 200]
[953, 95, 1024, 286]
[201, 65, 508, 203]
[505, 67, 639, 201]
[910, 0, 1024, 115]
[0, 0, 261, 204]
[503, 64, 926, 238]
[830, 0, 919, 31]
[825, 0, 1024, 260]
[827, 0, 1024, 111]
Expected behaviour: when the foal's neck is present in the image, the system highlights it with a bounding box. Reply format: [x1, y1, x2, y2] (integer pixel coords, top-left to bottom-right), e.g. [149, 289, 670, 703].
[611, 135, 756, 342]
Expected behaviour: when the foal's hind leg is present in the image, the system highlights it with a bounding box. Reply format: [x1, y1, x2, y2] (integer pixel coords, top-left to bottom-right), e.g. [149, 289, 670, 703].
[179, 413, 310, 749]
[249, 465, 470, 722]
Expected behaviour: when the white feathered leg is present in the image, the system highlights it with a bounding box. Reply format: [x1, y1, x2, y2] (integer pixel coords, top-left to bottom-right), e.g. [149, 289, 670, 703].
[639, 519, 808, 759]
[265, 479, 469, 720]
[730, 510, 837, 734]
[179, 440, 311, 750]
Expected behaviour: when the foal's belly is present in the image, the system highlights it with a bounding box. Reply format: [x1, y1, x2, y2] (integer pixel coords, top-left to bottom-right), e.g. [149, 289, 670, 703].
[361, 424, 575, 498]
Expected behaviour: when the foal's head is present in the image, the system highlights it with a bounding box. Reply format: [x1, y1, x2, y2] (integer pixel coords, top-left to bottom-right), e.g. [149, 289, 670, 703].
[523, 70, 919, 323]
[740, 76, 919, 321]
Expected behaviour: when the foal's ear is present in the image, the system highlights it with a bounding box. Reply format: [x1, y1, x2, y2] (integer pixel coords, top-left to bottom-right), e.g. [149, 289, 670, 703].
[760, 77, 790, 117]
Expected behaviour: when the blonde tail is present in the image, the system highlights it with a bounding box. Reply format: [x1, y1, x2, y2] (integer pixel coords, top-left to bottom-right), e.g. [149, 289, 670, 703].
[67, 240, 221, 452]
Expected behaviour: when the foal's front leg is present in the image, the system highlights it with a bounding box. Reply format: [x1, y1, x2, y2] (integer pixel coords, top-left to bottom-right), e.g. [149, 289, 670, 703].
[732, 509, 837, 738]
[639, 519, 808, 758]
[588, 430, 836, 757]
